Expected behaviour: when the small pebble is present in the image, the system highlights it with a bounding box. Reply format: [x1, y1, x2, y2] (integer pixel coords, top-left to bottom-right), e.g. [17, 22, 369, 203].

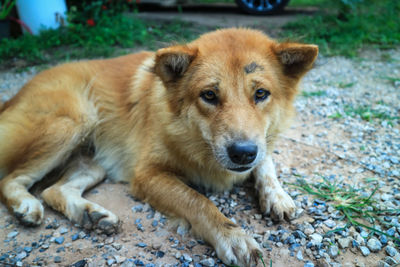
[384, 256, 398, 265]
[377, 260, 390, 267]
[136, 242, 147, 248]
[16, 251, 27, 260]
[328, 245, 339, 258]
[112, 243, 122, 250]
[54, 256, 62, 263]
[152, 242, 162, 250]
[304, 226, 315, 235]
[134, 259, 144, 266]
[114, 255, 126, 264]
[385, 246, 398, 257]
[107, 258, 116, 266]
[72, 259, 87, 267]
[360, 246, 370, 256]
[55, 236, 65, 244]
[58, 227, 68, 235]
[7, 231, 19, 239]
[367, 238, 382, 252]
[310, 233, 323, 245]
[324, 219, 336, 228]
[132, 205, 143, 212]
[200, 258, 215, 267]
[121, 260, 135, 267]
[296, 250, 304, 261]
[156, 251, 165, 258]
[71, 233, 79, 241]
[386, 227, 396, 236]
[78, 231, 86, 239]
[338, 237, 351, 249]
[183, 253, 192, 262]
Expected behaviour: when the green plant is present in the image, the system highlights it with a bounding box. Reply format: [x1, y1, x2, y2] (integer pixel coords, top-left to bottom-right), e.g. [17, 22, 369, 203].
[329, 105, 399, 123]
[289, 0, 328, 7]
[288, 177, 400, 244]
[301, 90, 327, 97]
[66, 0, 134, 26]
[228, 253, 269, 267]
[328, 112, 343, 119]
[344, 105, 399, 122]
[382, 76, 400, 87]
[0, 13, 202, 66]
[282, 0, 400, 57]
[0, 0, 15, 20]
[337, 82, 355, 88]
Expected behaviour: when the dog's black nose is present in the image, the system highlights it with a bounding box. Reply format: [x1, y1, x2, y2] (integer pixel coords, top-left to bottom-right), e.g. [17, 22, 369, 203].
[227, 142, 258, 165]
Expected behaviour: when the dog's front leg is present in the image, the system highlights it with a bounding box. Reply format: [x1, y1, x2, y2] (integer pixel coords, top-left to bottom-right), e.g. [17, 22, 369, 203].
[132, 168, 261, 267]
[254, 154, 296, 221]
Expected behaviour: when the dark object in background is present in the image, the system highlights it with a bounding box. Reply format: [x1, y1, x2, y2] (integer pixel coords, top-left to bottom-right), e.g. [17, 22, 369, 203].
[235, 0, 291, 14]
[0, 19, 10, 40]
[134, 0, 291, 15]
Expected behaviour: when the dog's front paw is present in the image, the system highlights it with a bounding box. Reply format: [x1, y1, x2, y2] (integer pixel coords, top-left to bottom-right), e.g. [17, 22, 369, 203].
[79, 208, 120, 235]
[214, 227, 261, 267]
[12, 197, 44, 226]
[259, 187, 296, 221]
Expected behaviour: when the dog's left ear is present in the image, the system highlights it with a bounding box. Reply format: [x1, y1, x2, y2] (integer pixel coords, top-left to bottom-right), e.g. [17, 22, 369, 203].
[273, 43, 318, 78]
[154, 45, 198, 84]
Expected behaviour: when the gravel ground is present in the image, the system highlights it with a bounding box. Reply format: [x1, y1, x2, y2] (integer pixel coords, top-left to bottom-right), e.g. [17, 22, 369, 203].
[0, 48, 399, 267]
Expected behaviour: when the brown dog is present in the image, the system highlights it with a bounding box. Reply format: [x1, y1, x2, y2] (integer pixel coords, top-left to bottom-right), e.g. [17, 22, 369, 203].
[0, 28, 317, 266]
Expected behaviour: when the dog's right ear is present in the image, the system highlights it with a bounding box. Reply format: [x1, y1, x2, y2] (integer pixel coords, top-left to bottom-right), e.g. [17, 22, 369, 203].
[154, 45, 198, 84]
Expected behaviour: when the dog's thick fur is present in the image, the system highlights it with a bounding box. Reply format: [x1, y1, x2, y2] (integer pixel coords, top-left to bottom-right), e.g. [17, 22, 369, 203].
[0, 28, 317, 266]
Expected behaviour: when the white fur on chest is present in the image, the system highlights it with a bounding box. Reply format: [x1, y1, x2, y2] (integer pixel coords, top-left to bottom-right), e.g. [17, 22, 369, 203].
[93, 142, 134, 182]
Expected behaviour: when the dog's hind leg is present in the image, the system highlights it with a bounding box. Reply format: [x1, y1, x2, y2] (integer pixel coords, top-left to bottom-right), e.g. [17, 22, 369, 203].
[0, 116, 88, 226]
[0, 174, 45, 226]
[41, 157, 120, 234]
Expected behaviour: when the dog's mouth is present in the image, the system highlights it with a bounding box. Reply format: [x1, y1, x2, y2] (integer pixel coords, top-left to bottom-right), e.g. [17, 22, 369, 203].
[228, 166, 252, 172]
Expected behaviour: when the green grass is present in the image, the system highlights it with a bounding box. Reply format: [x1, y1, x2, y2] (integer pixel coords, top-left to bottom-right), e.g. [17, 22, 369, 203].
[337, 82, 355, 89]
[301, 90, 327, 97]
[198, 0, 232, 3]
[289, 177, 400, 244]
[328, 112, 343, 120]
[329, 105, 399, 124]
[289, 0, 328, 7]
[229, 253, 269, 267]
[344, 105, 399, 122]
[282, 0, 400, 57]
[0, 14, 202, 66]
[382, 76, 400, 86]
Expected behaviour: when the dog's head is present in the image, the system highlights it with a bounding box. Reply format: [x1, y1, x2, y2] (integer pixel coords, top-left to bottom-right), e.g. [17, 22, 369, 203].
[154, 28, 318, 173]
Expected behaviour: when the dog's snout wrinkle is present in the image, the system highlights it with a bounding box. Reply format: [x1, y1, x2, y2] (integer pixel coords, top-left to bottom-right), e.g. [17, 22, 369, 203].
[227, 141, 258, 165]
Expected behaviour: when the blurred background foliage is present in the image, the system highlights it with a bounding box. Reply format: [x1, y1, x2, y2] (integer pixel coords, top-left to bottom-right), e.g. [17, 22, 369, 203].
[0, 0, 398, 66]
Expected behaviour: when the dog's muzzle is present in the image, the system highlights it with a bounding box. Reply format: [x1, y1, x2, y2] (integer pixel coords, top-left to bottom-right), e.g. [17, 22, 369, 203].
[227, 141, 258, 172]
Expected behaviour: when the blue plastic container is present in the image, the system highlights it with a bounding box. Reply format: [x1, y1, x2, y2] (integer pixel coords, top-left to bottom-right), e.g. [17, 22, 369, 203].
[16, 0, 67, 35]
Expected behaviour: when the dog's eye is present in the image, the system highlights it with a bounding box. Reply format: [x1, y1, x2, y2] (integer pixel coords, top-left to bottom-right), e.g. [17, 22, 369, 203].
[201, 90, 218, 105]
[254, 88, 270, 103]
